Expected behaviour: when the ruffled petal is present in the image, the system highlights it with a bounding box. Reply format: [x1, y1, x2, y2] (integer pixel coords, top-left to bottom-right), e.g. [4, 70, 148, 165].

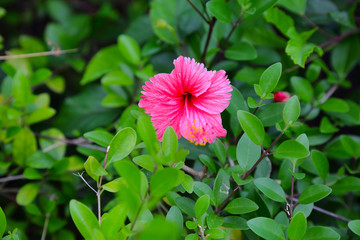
[179, 102, 227, 145]
[192, 70, 232, 114]
[172, 56, 213, 97]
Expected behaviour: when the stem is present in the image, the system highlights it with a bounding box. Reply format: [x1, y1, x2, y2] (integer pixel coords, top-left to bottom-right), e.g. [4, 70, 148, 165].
[215, 131, 284, 214]
[130, 199, 146, 232]
[182, 165, 210, 178]
[290, 196, 351, 222]
[40, 213, 50, 240]
[289, 164, 296, 220]
[223, 13, 243, 48]
[97, 146, 110, 225]
[319, 84, 339, 104]
[74, 172, 97, 194]
[201, 17, 216, 63]
[0, 48, 77, 60]
[198, 225, 206, 240]
[301, 14, 332, 39]
[187, 0, 209, 23]
[0, 175, 25, 183]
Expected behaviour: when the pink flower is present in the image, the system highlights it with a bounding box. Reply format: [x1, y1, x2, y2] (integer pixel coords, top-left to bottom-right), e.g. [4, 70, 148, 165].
[139, 56, 232, 145]
[274, 91, 291, 102]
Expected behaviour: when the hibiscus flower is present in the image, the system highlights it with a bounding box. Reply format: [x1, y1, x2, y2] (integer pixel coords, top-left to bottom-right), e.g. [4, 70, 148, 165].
[139, 56, 232, 145]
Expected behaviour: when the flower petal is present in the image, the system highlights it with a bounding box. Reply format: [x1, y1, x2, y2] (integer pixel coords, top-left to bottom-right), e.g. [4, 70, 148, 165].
[172, 56, 213, 97]
[192, 70, 232, 114]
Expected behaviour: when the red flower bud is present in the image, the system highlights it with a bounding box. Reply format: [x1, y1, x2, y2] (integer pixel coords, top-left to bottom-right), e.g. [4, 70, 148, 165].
[273, 91, 291, 102]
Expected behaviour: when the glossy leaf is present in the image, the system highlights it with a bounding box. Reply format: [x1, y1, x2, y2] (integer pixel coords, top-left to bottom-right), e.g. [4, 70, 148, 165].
[283, 95, 300, 127]
[237, 110, 265, 145]
[117, 34, 141, 65]
[303, 226, 340, 240]
[311, 150, 329, 180]
[225, 197, 259, 214]
[236, 133, 261, 172]
[195, 194, 210, 218]
[84, 130, 113, 148]
[247, 217, 285, 240]
[290, 76, 313, 102]
[254, 178, 286, 203]
[137, 116, 159, 156]
[161, 126, 178, 161]
[298, 184, 332, 204]
[320, 98, 349, 113]
[150, 168, 180, 197]
[227, 86, 248, 115]
[0, 207, 6, 237]
[84, 156, 107, 182]
[16, 183, 40, 206]
[225, 42, 257, 61]
[206, 0, 231, 23]
[274, 140, 309, 160]
[259, 62, 282, 95]
[166, 206, 183, 232]
[288, 212, 307, 240]
[107, 127, 137, 164]
[348, 220, 360, 236]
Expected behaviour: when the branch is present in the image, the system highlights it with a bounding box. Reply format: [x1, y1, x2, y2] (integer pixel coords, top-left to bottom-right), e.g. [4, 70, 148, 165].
[201, 17, 216, 63]
[0, 174, 25, 183]
[223, 14, 243, 48]
[0, 48, 78, 60]
[187, 0, 209, 23]
[182, 165, 210, 179]
[290, 196, 351, 222]
[319, 84, 339, 104]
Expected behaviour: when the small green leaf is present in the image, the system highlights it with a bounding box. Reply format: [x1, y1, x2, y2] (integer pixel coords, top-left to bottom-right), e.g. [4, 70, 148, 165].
[137, 116, 159, 156]
[206, 0, 232, 23]
[133, 155, 155, 172]
[175, 197, 196, 217]
[84, 130, 113, 148]
[298, 184, 332, 204]
[237, 110, 265, 145]
[12, 70, 33, 107]
[0, 207, 6, 237]
[212, 139, 226, 164]
[254, 178, 286, 203]
[117, 34, 141, 65]
[23, 168, 43, 180]
[247, 97, 263, 108]
[348, 220, 360, 236]
[102, 178, 123, 192]
[213, 169, 230, 207]
[225, 197, 259, 214]
[332, 176, 360, 195]
[162, 126, 178, 161]
[107, 127, 137, 164]
[288, 212, 307, 240]
[25, 107, 56, 125]
[70, 200, 104, 240]
[320, 117, 339, 134]
[303, 226, 340, 240]
[206, 228, 226, 239]
[283, 95, 300, 127]
[222, 216, 248, 230]
[84, 156, 107, 182]
[150, 168, 180, 197]
[166, 206, 183, 232]
[311, 150, 329, 180]
[256, 103, 285, 127]
[195, 194, 210, 218]
[12, 128, 37, 166]
[236, 133, 261, 172]
[16, 183, 40, 206]
[320, 98, 349, 113]
[101, 70, 133, 86]
[259, 62, 282, 95]
[225, 41, 257, 61]
[340, 135, 360, 158]
[115, 160, 141, 193]
[247, 217, 285, 240]
[274, 140, 309, 160]
[290, 76, 314, 102]
[182, 174, 194, 194]
[26, 151, 56, 169]
[264, 8, 294, 37]
[199, 154, 217, 174]
[193, 182, 215, 206]
[101, 204, 127, 239]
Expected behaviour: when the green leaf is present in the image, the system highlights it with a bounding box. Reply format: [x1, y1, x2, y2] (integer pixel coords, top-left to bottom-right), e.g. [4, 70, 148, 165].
[212, 139, 226, 164]
[303, 226, 340, 240]
[298, 184, 332, 204]
[225, 197, 259, 214]
[80, 45, 124, 85]
[198, 154, 217, 174]
[206, 0, 231, 23]
[340, 135, 360, 158]
[288, 212, 307, 240]
[237, 110, 265, 145]
[23, 168, 42, 180]
[84, 156, 107, 182]
[150, 168, 180, 197]
[348, 220, 360, 236]
[290, 76, 314, 102]
[331, 36, 360, 80]
[311, 150, 329, 180]
[332, 176, 360, 195]
[181, 174, 194, 194]
[225, 41, 257, 61]
[244, 0, 277, 20]
[227, 86, 249, 115]
[256, 103, 285, 127]
[320, 98, 349, 113]
[102, 178, 123, 192]
[236, 133, 261, 172]
[264, 8, 294, 37]
[101, 70, 133, 86]
[26, 151, 56, 169]
[206, 228, 226, 239]
[115, 160, 141, 193]
[274, 140, 309, 160]
[0, 207, 6, 237]
[25, 107, 56, 125]
[12, 128, 37, 166]
[174, 197, 196, 217]
[16, 183, 40, 206]
[213, 169, 230, 207]
[222, 216, 248, 230]
[133, 155, 155, 172]
[101, 204, 127, 240]
[39, 128, 66, 160]
[247, 97, 262, 108]
[283, 95, 300, 127]
[194, 182, 215, 206]
[46, 75, 65, 94]
[137, 116, 159, 156]
[117, 34, 141, 65]
[254, 178, 286, 203]
[259, 62, 282, 95]
[30, 68, 52, 85]
[166, 206, 183, 232]
[12, 70, 33, 107]
[107, 127, 137, 164]
[84, 130, 113, 148]
[320, 117, 339, 134]
[69, 200, 104, 240]
[247, 217, 285, 240]
[162, 126, 178, 161]
[195, 194, 210, 218]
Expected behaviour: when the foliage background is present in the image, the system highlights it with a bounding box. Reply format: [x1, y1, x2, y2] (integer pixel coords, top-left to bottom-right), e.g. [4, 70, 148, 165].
[0, 0, 360, 239]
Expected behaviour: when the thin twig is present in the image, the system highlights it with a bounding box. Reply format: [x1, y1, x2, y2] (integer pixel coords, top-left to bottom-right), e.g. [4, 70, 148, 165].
[301, 14, 333, 39]
[0, 175, 25, 183]
[97, 146, 110, 225]
[290, 196, 351, 222]
[40, 213, 51, 240]
[187, 0, 209, 23]
[289, 174, 295, 220]
[130, 198, 146, 232]
[73, 172, 97, 194]
[201, 17, 216, 63]
[182, 165, 210, 178]
[223, 14, 243, 48]
[319, 84, 339, 104]
[0, 48, 78, 60]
